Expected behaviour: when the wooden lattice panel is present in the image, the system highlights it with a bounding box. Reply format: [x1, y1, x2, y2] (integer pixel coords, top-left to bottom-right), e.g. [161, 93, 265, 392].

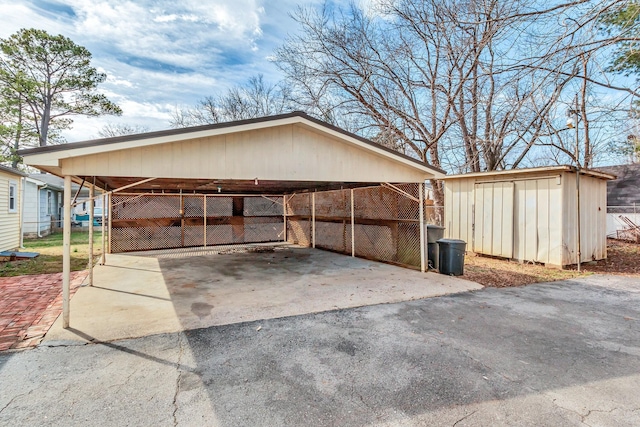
[112, 195, 180, 219]
[205, 225, 234, 246]
[205, 196, 233, 217]
[353, 224, 397, 261]
[244, 197, 283, 216]
[111, 226, 182, 252]
[315, 221, 350, 253]
[287, 219, 311, 247]
[183, 196, 204, 217]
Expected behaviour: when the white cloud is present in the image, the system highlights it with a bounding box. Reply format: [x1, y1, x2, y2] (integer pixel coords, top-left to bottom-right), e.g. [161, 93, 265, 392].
[64, 0, 266, 69]
[0, 0, 321, 143]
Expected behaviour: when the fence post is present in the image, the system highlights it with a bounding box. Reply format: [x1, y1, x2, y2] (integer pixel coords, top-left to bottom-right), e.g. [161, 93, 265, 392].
[351, 189, 355, 257]
[312, 192, 316, 248]
[108, 192, 112, 254]
[100, 190, 106, 265]
[62, 175, 71, 329]
[203, 195, 207, 248]
[283, 195, 288, 243]
[419, 183, 426, 273]
[88, 184, 94, 285]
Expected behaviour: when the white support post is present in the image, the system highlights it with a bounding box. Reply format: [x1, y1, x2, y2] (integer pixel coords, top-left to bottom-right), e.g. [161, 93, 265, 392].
[419, 182, 426, 273]
[100, 190, 106, 265]
[62, 175, 72, 329]
[283, 195, 288, 243]
[351, 189, 355, 257]
[88, 184, 94, 285]
[203, 195, 207, 248]
[107, 192, 112, 254]
[311, 192, 316, 248]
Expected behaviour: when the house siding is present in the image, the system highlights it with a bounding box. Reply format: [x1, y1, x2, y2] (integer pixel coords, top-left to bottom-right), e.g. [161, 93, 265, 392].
[0, 170, 22, 251]
[23, 181, 39, 234]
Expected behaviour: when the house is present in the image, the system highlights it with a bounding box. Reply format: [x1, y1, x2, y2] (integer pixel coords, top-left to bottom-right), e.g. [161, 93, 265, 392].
[0, 164, 27, 251]
[23, 173, 101, 237]
[596, 164, 640, 238]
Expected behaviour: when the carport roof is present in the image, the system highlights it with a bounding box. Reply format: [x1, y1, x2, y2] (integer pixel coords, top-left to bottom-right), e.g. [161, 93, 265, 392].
[19, 111, 445, 194]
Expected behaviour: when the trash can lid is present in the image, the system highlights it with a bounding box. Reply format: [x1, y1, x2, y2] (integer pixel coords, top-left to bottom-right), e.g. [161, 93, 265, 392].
[436, 238, 466, 244]
[426, 224, 446, 229]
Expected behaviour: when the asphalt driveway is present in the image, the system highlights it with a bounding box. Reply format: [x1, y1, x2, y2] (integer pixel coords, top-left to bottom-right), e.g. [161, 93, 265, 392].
[0, 274, 638, 426]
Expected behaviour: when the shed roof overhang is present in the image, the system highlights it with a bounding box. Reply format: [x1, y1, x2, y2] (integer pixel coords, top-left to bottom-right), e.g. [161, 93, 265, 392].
[441, 166, 615, 182]
[19, 112, 444, 194]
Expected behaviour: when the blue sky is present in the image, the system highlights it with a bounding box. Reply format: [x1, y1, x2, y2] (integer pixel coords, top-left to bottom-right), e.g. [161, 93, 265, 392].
[0, 0, 353, 141]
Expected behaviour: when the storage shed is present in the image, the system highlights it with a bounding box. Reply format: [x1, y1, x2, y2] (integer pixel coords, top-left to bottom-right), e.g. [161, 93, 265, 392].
[442, 166, 614, 267]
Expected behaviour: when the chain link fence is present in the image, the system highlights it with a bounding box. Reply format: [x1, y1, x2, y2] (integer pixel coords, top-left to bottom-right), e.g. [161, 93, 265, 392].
[285, 183, 433, 270]
[39, 184, 445, 271]
[606, 205, 640, 242]
[110, 194, 284, 252]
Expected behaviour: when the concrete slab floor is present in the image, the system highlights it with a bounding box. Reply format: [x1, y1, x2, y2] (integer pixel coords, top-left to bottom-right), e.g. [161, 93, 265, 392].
[43, 246, 482, 344]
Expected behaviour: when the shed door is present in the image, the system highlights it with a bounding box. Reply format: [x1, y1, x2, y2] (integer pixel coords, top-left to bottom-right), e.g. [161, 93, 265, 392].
[473, 182, 514, 258]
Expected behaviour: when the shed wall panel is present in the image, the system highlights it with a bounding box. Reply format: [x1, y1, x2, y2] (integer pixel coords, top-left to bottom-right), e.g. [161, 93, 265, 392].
[473, 182, 513, 258]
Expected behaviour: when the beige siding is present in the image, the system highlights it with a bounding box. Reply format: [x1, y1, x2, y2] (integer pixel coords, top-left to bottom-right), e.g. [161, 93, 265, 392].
[0, 171, 21, 251]
[473, 182, 514, 258]
[562, 172, 608, 264]
[444, 170, 607, 267]
[443, 179, 473, 242]
[60, 124, 432, 183]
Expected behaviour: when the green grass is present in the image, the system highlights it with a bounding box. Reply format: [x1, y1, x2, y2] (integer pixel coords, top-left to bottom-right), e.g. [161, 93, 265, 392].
[0, 230, 103, 277]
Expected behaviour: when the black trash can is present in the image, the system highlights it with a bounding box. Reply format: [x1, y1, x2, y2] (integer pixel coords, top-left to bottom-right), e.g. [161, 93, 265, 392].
[437, 239, 466, 276]
[426, 225, 445, 270]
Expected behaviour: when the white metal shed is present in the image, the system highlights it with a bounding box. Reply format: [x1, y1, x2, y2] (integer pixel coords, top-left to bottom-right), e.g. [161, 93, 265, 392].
[442, 166, 614, 268]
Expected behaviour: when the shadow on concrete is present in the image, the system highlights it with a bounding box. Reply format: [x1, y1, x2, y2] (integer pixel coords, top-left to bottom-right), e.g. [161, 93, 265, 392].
[90, 286, 172, 302]
[66, 328, 194, 372]
[172, 277, 640, 425]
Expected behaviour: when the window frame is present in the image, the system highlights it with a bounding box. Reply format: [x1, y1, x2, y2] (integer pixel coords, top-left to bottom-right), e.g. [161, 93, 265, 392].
[47, 190, 53, 215]
[8, 181, 17, 213]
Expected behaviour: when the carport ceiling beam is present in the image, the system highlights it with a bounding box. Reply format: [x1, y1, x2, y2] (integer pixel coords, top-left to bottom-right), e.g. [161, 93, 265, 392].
[110, 177, 158, 194]
[261, 195, 284, 206]
[382, 183, 420, 202]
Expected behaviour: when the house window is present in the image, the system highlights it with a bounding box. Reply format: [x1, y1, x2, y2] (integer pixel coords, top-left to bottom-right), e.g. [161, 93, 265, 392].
[47, 190, 53, 215]
[8, 181, 17, 213]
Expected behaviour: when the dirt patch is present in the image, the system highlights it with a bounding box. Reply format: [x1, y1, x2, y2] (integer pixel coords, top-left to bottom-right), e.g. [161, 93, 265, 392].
[577, 239, 640, 276]
[462, 256, 583, 288]
[461, 239, 639, 287]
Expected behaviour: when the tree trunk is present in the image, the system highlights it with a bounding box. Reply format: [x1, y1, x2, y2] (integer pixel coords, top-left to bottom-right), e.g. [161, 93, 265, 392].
[12, 99, 22, 169]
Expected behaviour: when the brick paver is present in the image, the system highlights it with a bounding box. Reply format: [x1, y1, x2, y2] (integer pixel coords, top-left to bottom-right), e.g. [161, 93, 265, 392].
[0, 271, 88, 351]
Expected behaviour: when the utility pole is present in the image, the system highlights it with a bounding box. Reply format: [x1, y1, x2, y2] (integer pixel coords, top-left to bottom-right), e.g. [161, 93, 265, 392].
[567, 94, 581, 272]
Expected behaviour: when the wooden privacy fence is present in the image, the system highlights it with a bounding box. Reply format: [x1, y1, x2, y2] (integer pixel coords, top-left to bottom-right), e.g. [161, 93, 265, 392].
[109, 184, 433, 270]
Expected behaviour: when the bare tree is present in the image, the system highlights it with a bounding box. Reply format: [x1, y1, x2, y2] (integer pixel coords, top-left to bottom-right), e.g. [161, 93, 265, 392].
[275, 0, 639, 203]
[171, 75, 293, 127]
[97, 123, 150, 138]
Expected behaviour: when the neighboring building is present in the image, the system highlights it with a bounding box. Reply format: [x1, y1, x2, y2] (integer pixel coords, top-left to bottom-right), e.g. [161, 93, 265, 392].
[596, 164, 640, 238]
[442, 166, 613, 268]
[23, 173, 100, 237]
[596, 164, 640, 207]
[0, 164, 27, 251]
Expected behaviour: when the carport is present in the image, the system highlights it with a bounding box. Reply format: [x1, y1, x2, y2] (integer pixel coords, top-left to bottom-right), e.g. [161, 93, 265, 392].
[19, 112, 445, 329]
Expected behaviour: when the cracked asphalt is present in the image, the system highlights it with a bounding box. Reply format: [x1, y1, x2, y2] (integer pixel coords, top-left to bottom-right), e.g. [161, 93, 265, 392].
[0, 274, 639, 426]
